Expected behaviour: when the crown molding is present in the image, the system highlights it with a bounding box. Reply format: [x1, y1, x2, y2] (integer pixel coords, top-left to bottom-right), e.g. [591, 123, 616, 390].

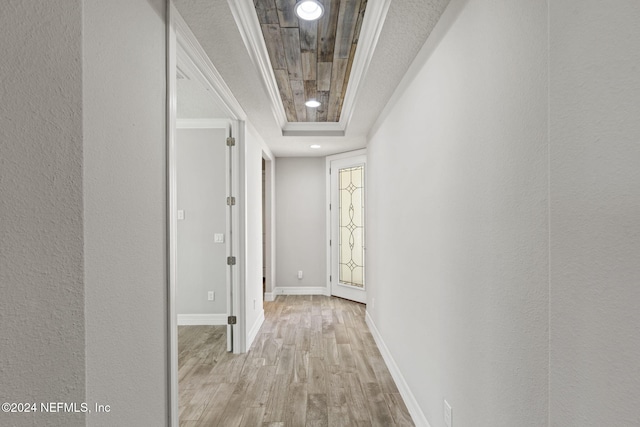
[227, 0, 391, 136]
[337, 0, 393, 129]
[173, 5, 247, 121]
[226, 0, 288, 129]
[282, 120, 345, 137]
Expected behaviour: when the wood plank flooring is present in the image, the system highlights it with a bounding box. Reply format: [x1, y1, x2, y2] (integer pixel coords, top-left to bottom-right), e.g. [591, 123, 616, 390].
[178, 295, 414, 426]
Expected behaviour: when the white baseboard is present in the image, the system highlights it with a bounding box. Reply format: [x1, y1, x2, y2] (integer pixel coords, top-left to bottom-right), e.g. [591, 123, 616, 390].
[272, 286, 330, 296]
[247, 309, 265, 349]
[365, 311, 431, 427]
[264, 292, 275, 302]
[177, 313, 227, 326]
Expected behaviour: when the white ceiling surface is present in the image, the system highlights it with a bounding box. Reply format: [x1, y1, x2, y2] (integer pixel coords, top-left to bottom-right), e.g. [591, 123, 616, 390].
[177, 77, 230, 119]
[174, 0, 451, 157]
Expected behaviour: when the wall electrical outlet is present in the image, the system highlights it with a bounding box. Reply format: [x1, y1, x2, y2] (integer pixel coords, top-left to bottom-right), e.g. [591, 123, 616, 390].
[208, 291, 214, 301]
[444, 399, 452, 427]
[298, 270, 303, 279]
[177, 210, 185, 220]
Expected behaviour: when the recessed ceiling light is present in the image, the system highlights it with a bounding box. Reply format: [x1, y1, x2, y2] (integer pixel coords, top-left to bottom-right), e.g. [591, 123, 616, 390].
[295, 1, 324, 21]
[305, 99, 321, 108]
[310, 144, 321, 149]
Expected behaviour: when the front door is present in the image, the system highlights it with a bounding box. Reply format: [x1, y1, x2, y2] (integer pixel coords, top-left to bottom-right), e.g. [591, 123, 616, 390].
[330, 154, 366, 303]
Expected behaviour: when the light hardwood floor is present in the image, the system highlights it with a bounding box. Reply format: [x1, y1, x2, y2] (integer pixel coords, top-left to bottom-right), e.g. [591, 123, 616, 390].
[178, 295, 414, 426]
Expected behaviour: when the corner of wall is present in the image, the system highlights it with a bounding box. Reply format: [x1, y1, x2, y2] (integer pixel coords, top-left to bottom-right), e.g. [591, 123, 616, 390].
[247, 309, 266, 349]
[365, 312, 431, 427]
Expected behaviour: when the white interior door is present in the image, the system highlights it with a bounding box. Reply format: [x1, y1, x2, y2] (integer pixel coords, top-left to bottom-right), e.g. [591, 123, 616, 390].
[330, 154, 367, 304]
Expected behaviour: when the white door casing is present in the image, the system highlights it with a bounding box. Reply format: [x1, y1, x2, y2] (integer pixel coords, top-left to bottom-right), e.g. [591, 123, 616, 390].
[328, 152, 367, 304]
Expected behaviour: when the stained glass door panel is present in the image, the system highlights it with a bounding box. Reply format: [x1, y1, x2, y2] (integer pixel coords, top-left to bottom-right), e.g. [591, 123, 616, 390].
[339, 166, 365, 288]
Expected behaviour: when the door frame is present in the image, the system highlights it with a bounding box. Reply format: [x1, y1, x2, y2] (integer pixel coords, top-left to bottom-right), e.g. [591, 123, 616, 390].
[325, 149, 367, 302]
[167, 3, 249, 425]
[176, 119, 235, 353]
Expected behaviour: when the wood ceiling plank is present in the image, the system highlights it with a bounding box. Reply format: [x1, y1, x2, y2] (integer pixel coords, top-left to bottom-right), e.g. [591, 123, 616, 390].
[261, 24, 288, 70]
[317, 62, 332, 92]
[302, 52, 317, 81]
[255, 0, 279, 24]
[306, 107, 317, 122]
[281, 28, 303, 80]
[317, 0, 339, 62]
[274, 69, 298, 122]
[353, 0, 367, 44]
[275, 0, 299, 28]
[304, 79, 318, 122]
[299, 19, 318, 52]
[327, 58, 348, 121]
[290, 79, 307, 122]
[304, 80, 317, 101]
[316, 91, 330, 122]
[334, 0, 360, 59]
[306, 102, 317, 122]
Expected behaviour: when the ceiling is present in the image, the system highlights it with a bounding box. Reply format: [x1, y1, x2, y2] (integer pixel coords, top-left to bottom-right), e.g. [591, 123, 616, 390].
[255, 0, 367, 123]
[173, 0, 451, 157]
[177, 75, 229, 120]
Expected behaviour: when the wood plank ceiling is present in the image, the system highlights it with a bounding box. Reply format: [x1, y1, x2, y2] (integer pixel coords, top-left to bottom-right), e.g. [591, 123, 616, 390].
[255, 0, 368, 123]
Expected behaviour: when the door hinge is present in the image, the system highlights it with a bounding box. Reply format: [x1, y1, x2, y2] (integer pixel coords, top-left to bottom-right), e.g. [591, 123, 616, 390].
[227, 316, 237, 325]
[329, 203, 332, 211]
[226, 137, 235, 146]
[330, 275, 332, 282]
[329, 239, 332, 247]
[227, 196, 236, 206]
[227, 256, 236, 265]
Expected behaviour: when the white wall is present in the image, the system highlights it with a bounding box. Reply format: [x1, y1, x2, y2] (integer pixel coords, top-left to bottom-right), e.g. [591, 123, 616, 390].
[275, 158, 327, 292]
[177, 128, 227, 318]
[83, 0, 168, 425]
[549, 1, 640, 425]
[366, 1, 549, 426]
[0, 2, 85, 426]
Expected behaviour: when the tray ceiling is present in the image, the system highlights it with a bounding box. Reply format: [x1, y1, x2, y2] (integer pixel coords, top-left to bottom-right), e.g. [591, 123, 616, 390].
[229, 0, 392, 136]
[255, 0, 367, 123]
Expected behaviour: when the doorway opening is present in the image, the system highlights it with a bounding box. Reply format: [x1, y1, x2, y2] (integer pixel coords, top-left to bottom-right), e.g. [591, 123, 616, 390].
[262, 155, 274, 302]
[168, 4, 245, 425]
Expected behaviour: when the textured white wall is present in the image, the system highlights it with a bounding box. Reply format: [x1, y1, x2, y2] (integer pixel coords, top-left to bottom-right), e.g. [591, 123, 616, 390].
[366, 0, 549, 426]
[83, 0, 168, 425]
[275, 158, 327, 290]
[177, 128, 228, 315]
[549, 1, 640, 425]
[177, 79, 229, 119]
[0, 2, 85, 426]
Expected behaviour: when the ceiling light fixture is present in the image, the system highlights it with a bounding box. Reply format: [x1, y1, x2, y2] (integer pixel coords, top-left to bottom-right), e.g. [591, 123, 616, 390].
[310, 144, 321, 149]
[305, 99, 321, 108]
[295, 0, 324, 21]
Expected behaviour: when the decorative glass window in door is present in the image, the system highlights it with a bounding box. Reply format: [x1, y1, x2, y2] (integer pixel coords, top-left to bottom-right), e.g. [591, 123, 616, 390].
[339, 166, 365, 288]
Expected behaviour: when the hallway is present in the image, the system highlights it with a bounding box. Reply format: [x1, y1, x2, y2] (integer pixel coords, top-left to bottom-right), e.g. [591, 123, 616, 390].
[178, 295, 414, 426]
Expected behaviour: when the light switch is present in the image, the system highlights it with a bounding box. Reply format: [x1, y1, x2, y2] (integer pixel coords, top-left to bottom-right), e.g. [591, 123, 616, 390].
[177, 210, 185, 220]
[214, 233, 225, 243]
